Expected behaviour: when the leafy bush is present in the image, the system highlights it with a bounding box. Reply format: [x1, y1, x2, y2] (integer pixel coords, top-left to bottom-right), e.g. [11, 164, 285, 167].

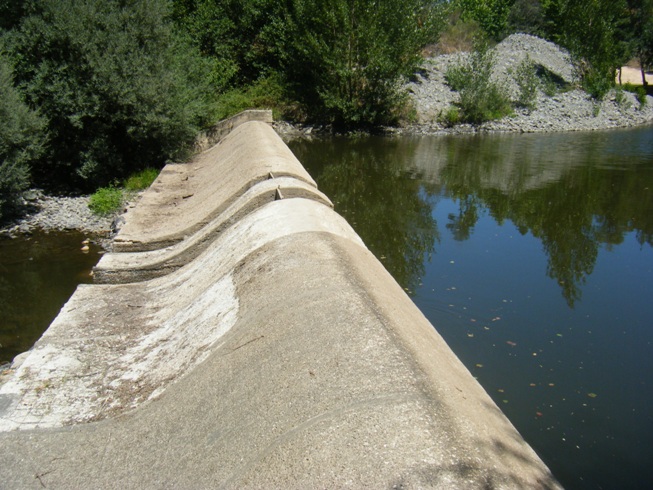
[276, 0, 447, 129]
[88, 187, 124, 216]
[439, 106, 461, 127]
[543, 0, 625, 101]
[214, 76, 299, 122]
[623, 83, 648, 109]
[457, 0, 514, 40]
[614, 86, 632, 110]
[5, 0, 214, 191]
[0, 54, 44, 220]
[514, 56, 539, 110]
[444, 44, 513, 124]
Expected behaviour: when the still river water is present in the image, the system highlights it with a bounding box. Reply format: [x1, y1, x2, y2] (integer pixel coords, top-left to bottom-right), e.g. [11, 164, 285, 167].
[1, 126, 651, 489]
[289, 126, 653, 490]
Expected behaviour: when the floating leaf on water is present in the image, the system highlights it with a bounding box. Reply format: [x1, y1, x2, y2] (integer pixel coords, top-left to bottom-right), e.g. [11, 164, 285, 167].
[587, 392, 598, 398]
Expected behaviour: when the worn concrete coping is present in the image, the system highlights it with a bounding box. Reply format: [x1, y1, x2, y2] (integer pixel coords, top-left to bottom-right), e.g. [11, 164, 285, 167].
[94, 176, 332, 283]
[192, 109, 274, 153]
[113, 120, 316, 252]
[0, 197, 560, 488]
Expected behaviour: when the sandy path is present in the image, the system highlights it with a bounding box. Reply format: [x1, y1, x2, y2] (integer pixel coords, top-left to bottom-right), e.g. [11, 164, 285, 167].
[617, 66, 652, 85]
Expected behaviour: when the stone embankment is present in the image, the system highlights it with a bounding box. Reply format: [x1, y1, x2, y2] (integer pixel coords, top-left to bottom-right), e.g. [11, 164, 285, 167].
[407, 33, 653, 134]
[0, 120, 560, 488]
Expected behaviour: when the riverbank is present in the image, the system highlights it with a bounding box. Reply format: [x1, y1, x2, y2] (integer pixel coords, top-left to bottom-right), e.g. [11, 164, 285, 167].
[0, 189, 130, 246]
[405, 33, 653, 134]
[4, 34, 653, 237]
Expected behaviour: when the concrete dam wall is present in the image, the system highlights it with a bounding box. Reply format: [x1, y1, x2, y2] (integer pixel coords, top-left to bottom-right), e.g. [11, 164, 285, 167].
[0, 120, 561, 488]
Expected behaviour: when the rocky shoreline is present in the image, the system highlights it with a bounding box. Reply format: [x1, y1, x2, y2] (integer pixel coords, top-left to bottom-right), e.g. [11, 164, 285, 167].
[3, 35, 652, 239]
[0, 190, 122, 244]
[404, 33, 653, 134]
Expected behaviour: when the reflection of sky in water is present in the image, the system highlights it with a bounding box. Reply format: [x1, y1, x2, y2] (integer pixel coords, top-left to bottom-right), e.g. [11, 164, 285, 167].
[293, 126, 653, 490]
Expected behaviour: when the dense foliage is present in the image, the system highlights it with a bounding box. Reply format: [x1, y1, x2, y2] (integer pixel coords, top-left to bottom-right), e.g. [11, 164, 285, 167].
[275, 0, 444, 128]
[172, 0, 447, 129]
[0, 54, 44, 220]
[3, 0, 214, 192]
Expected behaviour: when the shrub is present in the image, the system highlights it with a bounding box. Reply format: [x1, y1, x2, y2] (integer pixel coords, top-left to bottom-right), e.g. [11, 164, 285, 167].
[88, 187, 124, 216]
[276, 0, 447, 129]
[5, 0, 214, 191]
[439, 106, 461, 127]
[444, 43, 513, 124]
[614, 86, 632, 110]
[623, 83, 648, 109]
[514, 55, 539, 110]
[0, 54, 44, 220]
[214, 76, 298, 122]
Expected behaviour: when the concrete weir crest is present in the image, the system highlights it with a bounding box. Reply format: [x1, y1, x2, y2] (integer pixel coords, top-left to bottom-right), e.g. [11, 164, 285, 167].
[0, 115, 561, 488]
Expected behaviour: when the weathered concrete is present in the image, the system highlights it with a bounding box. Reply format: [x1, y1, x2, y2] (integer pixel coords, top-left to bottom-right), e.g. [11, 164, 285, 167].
[0, 120, 561, 488]
[192, 109, 274, 153]
[94, 177, 332, 283]
[113, 120, 315, 252]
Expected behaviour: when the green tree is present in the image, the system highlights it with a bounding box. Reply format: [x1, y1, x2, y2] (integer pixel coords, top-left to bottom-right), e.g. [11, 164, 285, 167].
[170, 0, 279, 89]
[457, 0, 515, 40]
[627, 0, 653, 86]
[276, 0, 446, 128]
[543, 0, 629, 99]
[0, 53, 44, 220]
[5, 0, 213, 190]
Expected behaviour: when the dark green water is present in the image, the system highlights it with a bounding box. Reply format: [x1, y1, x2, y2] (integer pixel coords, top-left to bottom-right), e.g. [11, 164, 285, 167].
[290, 126, 653, 490]
[0, 232, 102, 364]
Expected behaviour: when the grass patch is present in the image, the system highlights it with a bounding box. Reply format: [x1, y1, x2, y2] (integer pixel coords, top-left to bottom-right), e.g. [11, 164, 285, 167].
[88, 187, 124, 216]
[89, 168, 160, 216]
[124, 168, 159, 191]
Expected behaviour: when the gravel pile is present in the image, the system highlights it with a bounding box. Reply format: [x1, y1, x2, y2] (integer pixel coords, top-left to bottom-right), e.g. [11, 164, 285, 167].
[407, 33, 653, 133]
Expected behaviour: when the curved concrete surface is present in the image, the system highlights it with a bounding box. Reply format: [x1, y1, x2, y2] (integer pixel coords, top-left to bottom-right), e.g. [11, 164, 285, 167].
[94, 177, 333, 283]
[113, 121, 316, 252]
[0, 121, 561, 487]
[0, 200, 559, 488]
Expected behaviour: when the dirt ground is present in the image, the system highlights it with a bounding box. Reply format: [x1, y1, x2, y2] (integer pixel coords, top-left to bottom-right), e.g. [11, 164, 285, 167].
[617, 66, 652, 85]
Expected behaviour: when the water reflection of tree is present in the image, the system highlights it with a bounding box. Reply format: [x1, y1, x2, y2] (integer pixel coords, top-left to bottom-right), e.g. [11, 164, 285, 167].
[291, 137, 439, 293]
[436, 133, 653, 307]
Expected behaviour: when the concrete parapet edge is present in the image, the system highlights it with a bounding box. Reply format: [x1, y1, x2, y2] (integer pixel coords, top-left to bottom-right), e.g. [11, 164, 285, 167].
[192, 109, 273, 154]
